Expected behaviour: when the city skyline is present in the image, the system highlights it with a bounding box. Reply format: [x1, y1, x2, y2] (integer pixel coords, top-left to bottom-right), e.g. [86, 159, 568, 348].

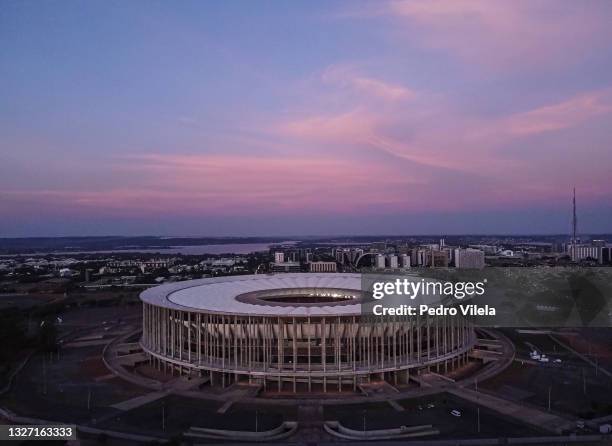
[2, 1, 612, 236]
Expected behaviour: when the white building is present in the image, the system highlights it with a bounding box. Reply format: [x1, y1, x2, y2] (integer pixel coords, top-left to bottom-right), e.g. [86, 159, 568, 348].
[569, 245, 602, 263]
[309, 261, 337, 273]
[59, 268, 75, 278]
[454, 248, 485, 269]
[274, 252, 285, 263]
[375, 254, 386, 269]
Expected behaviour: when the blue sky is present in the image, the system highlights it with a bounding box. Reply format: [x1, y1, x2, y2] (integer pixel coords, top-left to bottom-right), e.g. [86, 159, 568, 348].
[1, 0, 612, 236]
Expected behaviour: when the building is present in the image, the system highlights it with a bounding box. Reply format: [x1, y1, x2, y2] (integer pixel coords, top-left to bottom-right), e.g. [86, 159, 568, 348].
[399, 254, 411, 268]
[140, 274, 475, 393]
[374, 254, 386, 269]
[468, 245, 498, 255]
[58, 268, 74, 278]
[334, 248, 344, 264]
[274, 252, 285, 263]
[270, 261, 301, 272]
[309, 261, 337, 273]
[416, 249, 449, 267]
[285, 251, 299, 262]
[386, 254, 398, 269]
[569, 245, 602, 263]
[351, 248, 364, 263]
[454, 248, 485, 269]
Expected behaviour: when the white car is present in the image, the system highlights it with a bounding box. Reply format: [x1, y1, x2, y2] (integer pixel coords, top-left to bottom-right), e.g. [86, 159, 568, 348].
[554, 359, 562, 363]
[450, 409, 461, 417]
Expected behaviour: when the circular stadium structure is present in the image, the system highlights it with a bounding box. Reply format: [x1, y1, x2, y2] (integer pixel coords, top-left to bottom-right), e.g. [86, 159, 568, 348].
[140, 273, 476, 393]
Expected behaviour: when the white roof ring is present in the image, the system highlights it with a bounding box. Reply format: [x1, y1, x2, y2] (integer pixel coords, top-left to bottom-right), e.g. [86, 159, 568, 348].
[140, 273, 367, 316]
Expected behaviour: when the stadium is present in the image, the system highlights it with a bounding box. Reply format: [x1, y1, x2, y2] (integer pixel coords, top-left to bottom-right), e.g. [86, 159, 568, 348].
[139, 273, 476, 393]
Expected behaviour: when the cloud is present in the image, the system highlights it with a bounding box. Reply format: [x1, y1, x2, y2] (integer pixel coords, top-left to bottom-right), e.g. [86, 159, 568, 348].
[321, 64, 414, 101]
[381, 0, 612, 70]
[278, 108, 379, 143]
[502, 90, 612, 136]
[0, 153, 422, 217]
[272, 83, 612, 194]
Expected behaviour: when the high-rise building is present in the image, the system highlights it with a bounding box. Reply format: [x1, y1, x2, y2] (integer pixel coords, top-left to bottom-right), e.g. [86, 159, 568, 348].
[399, 254, 411, 268]
[350, 248, 364, 263]
[274, 252, 285, 263]
[454, 248, 485, 269]
[386, 255, 398, 269]
[334, 248, 345, 264]
[375, 254, 386, 269]
[429, 250, 449, 267]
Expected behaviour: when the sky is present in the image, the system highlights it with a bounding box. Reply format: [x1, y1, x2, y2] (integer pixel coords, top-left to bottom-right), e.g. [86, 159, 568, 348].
[1, 0, 612, 237]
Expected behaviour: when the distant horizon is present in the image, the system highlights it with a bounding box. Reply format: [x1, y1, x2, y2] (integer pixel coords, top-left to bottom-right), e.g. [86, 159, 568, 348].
[2, 232, 611, 241]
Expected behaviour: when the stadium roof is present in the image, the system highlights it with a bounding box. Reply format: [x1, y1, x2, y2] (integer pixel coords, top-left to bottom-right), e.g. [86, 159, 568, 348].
[140, 273, 365, 316]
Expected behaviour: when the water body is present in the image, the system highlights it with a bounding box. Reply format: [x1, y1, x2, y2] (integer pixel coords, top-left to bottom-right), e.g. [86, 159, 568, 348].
[4, 241, 299, 256]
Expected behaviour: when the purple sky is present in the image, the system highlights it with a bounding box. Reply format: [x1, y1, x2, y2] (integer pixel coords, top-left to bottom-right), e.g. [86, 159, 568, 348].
[1, 1, 612, 237]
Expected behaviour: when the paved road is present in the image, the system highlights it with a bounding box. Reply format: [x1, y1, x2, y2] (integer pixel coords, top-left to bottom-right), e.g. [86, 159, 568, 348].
[448, 386, 575, 434]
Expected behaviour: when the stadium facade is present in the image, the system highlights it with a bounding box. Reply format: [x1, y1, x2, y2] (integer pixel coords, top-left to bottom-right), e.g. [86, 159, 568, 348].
[140, 274, 475, 393]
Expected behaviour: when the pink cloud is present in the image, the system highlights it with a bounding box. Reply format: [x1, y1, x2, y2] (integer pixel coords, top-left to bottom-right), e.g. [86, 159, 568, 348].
[278, 109, 379, 143]
[271, 84, 612, 199]
[0, 154, 426, 217]
[502, 90, 612, 136]
[352, 77, 413, 101]
[3, 140, 610, 221]
[382, 0, 612, 70]
[321, 64, 414, 101]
